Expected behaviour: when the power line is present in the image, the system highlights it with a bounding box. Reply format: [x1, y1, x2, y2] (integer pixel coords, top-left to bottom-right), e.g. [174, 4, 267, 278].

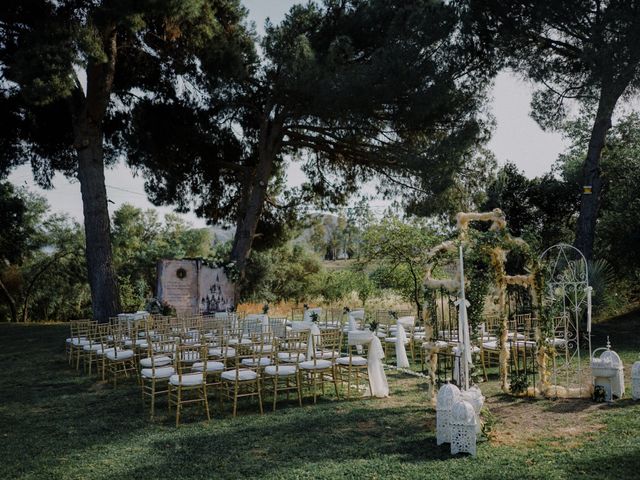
[105, 184, 148, 197]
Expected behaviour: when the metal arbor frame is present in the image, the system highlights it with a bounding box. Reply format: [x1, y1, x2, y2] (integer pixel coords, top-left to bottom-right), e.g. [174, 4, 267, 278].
[539, 243, 593, 398]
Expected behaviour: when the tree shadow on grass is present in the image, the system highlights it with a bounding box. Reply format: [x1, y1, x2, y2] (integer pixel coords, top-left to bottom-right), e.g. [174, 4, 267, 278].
[88, 404, 452, 480]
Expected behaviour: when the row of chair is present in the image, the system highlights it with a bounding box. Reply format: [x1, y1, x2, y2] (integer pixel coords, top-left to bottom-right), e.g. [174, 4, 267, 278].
[66, 314, 382, 425]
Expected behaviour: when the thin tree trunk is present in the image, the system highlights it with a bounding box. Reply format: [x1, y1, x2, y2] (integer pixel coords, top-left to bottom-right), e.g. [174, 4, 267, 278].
[20, 252, 69, 323]
[574, 84, 622, 260]
[70, 25, 120, 322]
[0, 277, 18, 323]
[408, 264, 423, 321]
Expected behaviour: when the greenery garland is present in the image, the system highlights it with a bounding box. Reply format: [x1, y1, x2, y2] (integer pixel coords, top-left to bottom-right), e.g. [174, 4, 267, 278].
[200, 255, 240, 283]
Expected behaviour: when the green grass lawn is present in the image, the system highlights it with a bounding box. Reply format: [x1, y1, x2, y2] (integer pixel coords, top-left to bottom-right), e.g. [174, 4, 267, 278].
[1, 314, 640, 480]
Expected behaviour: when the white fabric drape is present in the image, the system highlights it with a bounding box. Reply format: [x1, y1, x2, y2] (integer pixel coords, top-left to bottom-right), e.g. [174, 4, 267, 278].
[454, 298, 472, 387]
[290, 321, 321, 359]
[307, 323, 321, 359]
[395, 322, 410, 368]
[368, 336, 389, 397]
[348, 314, 357, 332]
[347, 310, 365, 331]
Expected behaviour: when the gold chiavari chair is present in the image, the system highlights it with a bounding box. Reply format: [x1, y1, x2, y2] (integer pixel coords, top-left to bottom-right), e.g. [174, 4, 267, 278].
[140, 337, 176, 419]
[480, 315, 502, 381]
[82, 323, 109, 376]
[264, 329, 306, 411]
[66, 320, 84, 365]
[298, 329, 342, 403]
[336, 331, 373, 399]
[268, 316, 288, 339]
[70, 320, 95, 371]
[168, 343, 210, 426]
[105, 321, 137, 387]
[220, 330, 265, 417]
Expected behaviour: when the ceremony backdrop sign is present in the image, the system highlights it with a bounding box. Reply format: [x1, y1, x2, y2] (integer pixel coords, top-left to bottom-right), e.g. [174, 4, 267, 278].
[157, 259, 234, 314]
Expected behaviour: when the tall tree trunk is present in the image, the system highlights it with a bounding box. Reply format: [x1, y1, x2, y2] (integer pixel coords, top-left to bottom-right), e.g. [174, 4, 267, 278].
[574, 86, 620, 260]
[75, 130, 120, 322]
[71, 26, 120, 322]
[230, 117, 282, 303]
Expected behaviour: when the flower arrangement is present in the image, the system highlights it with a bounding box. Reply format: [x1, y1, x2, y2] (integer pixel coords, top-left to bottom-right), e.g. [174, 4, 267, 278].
[310, 311, 319, 323]
[200, 255, 240, 283]
[262, 303, 270, 314]
[368, 319, 379, 332]
[343, 306, 351, 314]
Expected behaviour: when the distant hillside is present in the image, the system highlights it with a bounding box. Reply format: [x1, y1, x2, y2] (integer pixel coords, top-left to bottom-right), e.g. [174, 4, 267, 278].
[208, 225, 235, 245]
[207, 213, 340, 248]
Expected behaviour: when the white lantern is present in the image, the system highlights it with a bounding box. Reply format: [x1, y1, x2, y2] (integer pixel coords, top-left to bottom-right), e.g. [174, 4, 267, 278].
[591, 345, 624, 401]
[436, 383, 461, 445]
[450, 399, 477, 456]
[459, 385, 485, 434]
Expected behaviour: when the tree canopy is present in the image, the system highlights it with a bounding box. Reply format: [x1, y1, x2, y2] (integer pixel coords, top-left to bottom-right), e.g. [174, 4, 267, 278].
[460, 0, 640, 259]
[0, 0, 253, 319]
[123, 0, 494, 296]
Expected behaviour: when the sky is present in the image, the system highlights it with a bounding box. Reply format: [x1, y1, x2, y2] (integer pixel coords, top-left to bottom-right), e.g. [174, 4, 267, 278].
[8, 1, 570, 227]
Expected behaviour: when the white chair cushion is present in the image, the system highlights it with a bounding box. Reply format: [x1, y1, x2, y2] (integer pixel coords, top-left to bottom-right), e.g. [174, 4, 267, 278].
[264, 365, 297, 376]
[169, 372, 204, 386]
[71, 338, 90, 346]
[96, 347, 117, 356]
[228, 338, 251, 346]
[507, 332, 525, 340]
[139, 356, 172, 368]
[299, 359, 332, 370]
[83, 343, 103, 351]
[124, 339, 147, 348]
[482, 340, 499, 350]
[221, 369, 258, 381]
[106, 349, 135, 361]
[141, 366, 175, 379]
[241, 357, 272, 367]
[336, 356, 367, 366]
[209, 346, 236, 358]
[277, 352, 306, 363]
[192, 361, 225, 372]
